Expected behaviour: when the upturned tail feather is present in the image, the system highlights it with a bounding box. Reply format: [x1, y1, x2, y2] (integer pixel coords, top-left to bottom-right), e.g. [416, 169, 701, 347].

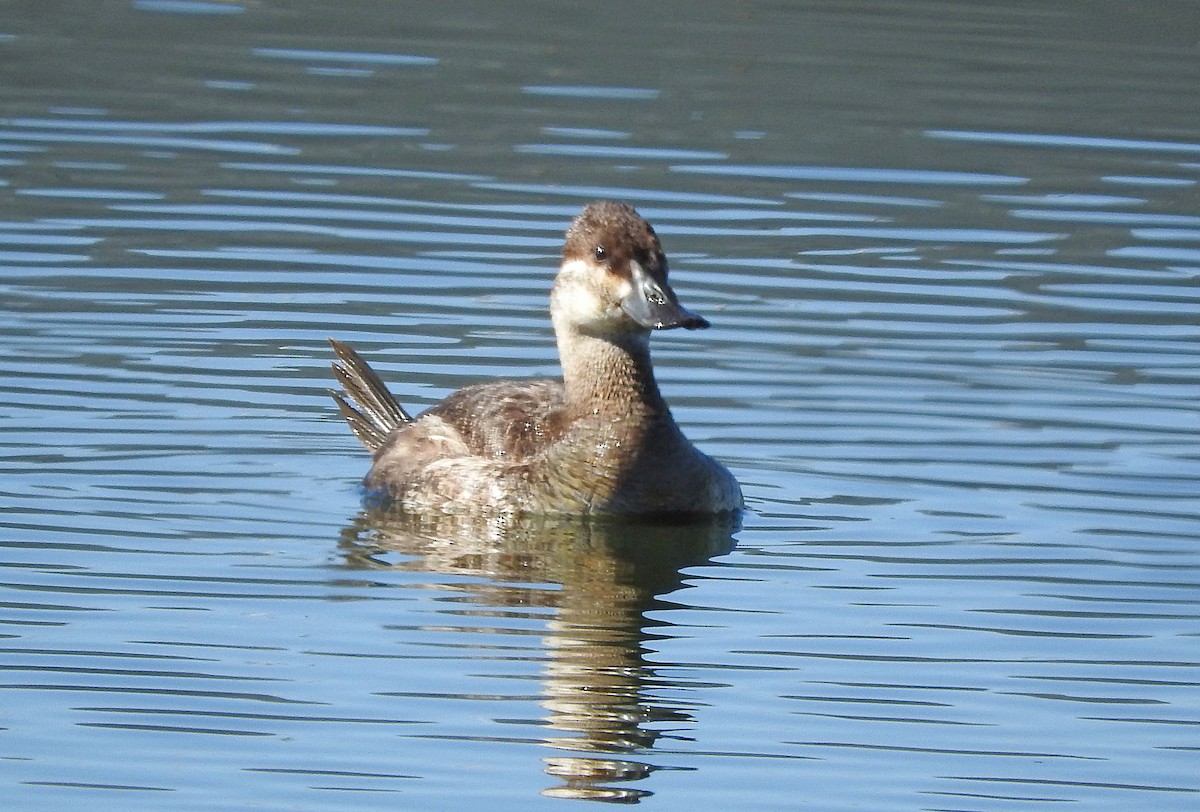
[328, 338, 412, 452]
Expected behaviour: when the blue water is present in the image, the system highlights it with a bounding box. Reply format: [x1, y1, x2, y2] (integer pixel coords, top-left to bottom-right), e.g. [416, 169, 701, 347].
[2, 1, 1198, 809]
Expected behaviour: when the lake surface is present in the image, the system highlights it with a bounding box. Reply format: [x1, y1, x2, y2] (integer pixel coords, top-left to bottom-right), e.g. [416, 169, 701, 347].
[2, 1, 1199, 809]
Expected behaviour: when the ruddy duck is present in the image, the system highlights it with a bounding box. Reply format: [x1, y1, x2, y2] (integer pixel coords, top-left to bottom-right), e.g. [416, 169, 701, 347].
[330, 200, 742, 517]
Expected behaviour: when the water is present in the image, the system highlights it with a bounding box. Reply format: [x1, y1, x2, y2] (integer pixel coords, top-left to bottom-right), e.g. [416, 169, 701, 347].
[2, 1, 1198, 809]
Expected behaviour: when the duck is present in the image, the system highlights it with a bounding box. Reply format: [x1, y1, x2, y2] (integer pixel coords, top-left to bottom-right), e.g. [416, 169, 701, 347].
[329, 200, 743, 518]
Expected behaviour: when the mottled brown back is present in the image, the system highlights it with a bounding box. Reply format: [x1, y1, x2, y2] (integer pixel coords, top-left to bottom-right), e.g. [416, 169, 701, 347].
[426, 378, 570, 460]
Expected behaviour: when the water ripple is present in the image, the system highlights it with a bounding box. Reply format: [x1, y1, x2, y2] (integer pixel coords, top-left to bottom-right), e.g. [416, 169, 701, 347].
[672, 163, 1028, 186]
[929, 129, 1200, 155]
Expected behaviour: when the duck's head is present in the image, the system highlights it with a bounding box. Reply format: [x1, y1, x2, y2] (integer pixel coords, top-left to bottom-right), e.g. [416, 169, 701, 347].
[551, 201, 709, 338]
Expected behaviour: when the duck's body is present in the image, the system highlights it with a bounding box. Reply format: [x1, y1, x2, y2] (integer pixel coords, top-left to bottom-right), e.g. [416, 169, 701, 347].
[330, 201, 742, 518]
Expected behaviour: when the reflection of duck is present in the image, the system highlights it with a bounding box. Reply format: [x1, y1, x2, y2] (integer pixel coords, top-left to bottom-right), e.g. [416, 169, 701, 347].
[329, 201, 742, 517]
[339, 509, 739, 802]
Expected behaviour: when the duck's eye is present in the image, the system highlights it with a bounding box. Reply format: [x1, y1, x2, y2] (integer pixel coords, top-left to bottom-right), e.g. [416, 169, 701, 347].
[594, 245, 607, 262]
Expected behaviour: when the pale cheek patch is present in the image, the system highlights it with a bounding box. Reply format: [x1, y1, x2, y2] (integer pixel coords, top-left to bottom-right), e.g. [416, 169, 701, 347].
[553, 259, 623, 325]
[554, 281, 606, 324]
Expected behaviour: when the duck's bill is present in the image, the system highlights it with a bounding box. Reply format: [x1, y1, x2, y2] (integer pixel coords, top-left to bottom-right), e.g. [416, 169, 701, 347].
[621, 261, 711, 330]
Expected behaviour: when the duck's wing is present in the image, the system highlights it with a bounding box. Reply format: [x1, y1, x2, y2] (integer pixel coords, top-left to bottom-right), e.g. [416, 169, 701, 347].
[425, 378, 569, 460]
[362, 378, 568, 503]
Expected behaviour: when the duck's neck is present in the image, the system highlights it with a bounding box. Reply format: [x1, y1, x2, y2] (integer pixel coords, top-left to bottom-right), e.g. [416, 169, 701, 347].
[556, 327, 667, 417]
